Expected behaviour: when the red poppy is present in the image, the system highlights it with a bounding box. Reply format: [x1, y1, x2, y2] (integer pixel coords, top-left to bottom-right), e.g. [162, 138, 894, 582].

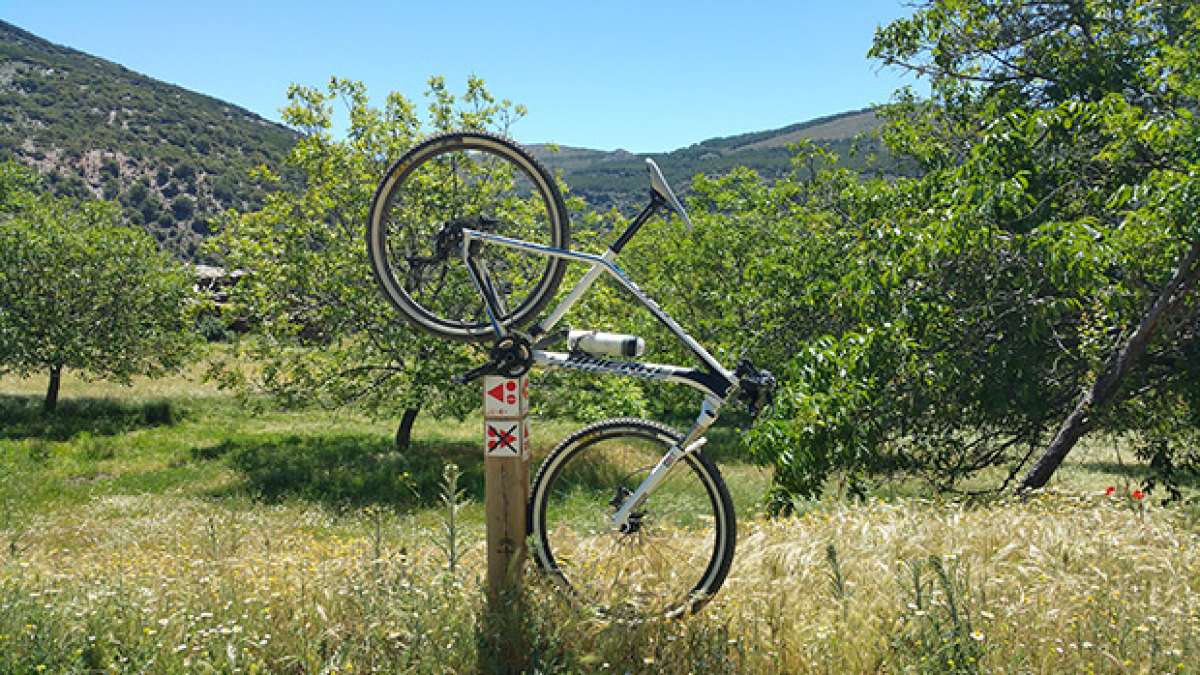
[1104, 486, 1115, 496]
[1132, 490, 1145, 501]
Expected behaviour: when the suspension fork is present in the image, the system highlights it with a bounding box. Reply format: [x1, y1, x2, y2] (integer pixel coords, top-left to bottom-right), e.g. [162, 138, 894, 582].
[610, 396, 723, 530]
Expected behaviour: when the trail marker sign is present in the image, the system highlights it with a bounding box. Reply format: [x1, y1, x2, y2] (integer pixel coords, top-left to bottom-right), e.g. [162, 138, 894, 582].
[485, 420, 523, 457]
[482, 373, 530, 597]
[483, 374, 529, 417]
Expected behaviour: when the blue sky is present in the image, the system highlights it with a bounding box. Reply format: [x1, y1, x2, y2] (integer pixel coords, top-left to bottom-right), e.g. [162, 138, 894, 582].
[4, 1, 919, 152]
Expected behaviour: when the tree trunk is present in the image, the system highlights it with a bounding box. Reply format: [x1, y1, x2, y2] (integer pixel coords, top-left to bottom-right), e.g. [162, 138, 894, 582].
[1019, 239, 1200, 491]
[394, 408, 420, 450]
[44, 365, 62, 414]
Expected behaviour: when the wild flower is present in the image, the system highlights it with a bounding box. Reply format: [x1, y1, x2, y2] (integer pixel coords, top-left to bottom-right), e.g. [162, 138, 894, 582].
[1104, 486, 1115, 496]
[1131, 490, 1144, 501]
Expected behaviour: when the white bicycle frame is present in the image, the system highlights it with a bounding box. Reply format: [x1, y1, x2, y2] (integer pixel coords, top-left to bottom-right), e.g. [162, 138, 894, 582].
[461, 205, 740, 530]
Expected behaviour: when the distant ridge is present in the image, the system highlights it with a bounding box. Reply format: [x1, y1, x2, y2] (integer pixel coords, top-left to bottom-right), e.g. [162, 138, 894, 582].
[529, 108, 895, 211]
[694, 108, 881, 151]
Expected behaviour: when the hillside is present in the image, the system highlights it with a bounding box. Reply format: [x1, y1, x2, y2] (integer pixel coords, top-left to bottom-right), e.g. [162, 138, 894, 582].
[530, 108, 899, 211]
[0, 20, 297, 260]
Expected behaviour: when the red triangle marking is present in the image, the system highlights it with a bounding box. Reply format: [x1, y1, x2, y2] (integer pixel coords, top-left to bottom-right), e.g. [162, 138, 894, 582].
[487, 383, 506, 402]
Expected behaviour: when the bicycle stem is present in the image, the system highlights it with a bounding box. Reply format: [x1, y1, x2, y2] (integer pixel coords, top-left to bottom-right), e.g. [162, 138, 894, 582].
[610, 395, 722, 530]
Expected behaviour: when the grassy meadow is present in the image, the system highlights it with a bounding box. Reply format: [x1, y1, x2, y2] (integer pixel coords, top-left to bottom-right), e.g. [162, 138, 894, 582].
[2, 365, 1199, 673]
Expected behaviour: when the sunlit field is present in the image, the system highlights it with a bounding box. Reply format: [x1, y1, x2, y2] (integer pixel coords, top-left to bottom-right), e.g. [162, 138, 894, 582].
[2, 366, 1199, 673]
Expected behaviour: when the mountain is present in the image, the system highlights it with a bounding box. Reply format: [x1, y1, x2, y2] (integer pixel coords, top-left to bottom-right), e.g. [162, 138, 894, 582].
[530, 108, 899, 211]
[0, 20, 297, 260]
[1, 19, 899, 257]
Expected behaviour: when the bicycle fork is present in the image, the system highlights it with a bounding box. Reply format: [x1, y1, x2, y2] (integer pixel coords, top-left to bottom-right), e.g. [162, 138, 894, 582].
[610, 396, 722, 531]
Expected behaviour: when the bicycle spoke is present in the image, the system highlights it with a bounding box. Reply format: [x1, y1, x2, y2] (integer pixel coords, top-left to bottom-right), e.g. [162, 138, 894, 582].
[533, 421, 733, 617]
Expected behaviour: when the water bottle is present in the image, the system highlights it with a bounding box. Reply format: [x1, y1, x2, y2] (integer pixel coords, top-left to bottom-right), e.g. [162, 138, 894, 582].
[567, 329, 645, 358]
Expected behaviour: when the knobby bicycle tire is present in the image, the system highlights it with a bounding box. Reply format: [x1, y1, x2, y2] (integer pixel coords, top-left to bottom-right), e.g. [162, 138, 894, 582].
[529, 418, 736, 616]
[367, 131, 570, 341]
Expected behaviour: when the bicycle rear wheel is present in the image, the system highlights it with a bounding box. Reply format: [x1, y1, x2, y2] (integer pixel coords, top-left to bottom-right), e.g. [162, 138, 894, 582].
[367, 131, 569, 341]
[530, 418, 736, 617]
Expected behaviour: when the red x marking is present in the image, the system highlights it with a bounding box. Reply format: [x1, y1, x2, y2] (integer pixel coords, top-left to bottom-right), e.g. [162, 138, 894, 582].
[487, 423, 518, 453]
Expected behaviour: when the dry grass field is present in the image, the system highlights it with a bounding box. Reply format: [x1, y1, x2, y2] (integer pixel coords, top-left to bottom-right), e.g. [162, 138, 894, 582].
[2, 366, 1198, 673]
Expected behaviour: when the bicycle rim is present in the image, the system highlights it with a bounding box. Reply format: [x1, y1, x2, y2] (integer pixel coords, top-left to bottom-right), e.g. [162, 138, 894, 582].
[367, 132, 569, 341]
[530, 419, 735, 617]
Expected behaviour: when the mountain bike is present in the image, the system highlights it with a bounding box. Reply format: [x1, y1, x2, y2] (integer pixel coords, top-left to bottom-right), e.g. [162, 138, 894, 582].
[366, 131, 774, 616]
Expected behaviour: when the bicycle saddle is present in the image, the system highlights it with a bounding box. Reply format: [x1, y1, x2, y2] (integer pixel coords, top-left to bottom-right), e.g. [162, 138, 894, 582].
[645, 158, 693, 231]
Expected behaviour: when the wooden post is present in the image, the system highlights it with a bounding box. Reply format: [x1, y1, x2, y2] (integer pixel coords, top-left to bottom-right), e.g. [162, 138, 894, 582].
[482, 374, 530, 596]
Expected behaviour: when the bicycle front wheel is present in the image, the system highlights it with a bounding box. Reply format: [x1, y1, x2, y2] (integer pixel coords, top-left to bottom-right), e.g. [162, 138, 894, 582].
[530, 419, 736, 617]
[367, 131, 570, 341]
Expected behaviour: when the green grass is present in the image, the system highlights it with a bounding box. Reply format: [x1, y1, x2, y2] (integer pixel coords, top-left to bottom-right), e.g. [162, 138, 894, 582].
[2, 367, 1199, 673]
[0, 365, 772, 525]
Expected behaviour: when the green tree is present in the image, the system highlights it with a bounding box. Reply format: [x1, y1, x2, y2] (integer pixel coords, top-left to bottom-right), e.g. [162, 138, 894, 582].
[170, 195, 194, 220]
[869, 0, 1200, 492]
[210, 76, 528, 448]
[0, 163, 198, 411]
[0, 161, 38, 214]
[738, 0, 1200, 502]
